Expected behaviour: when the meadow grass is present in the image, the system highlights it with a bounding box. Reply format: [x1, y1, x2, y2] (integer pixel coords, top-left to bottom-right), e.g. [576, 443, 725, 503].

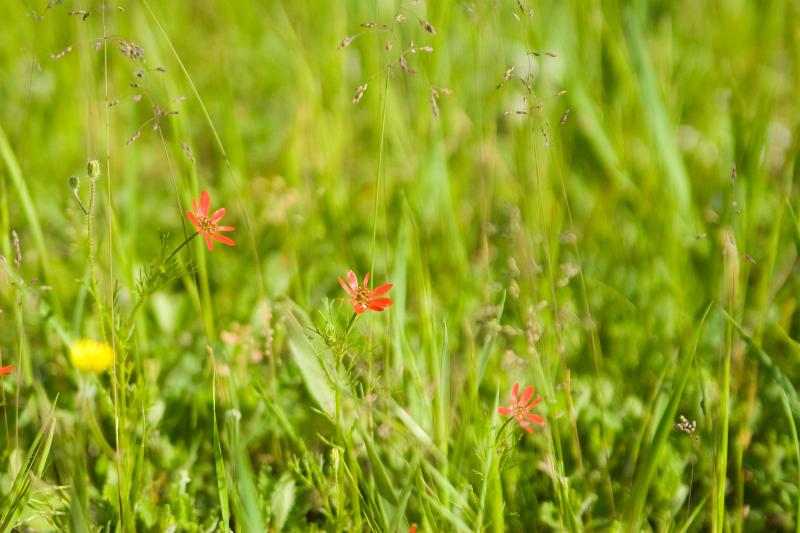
[1, 0, 799, 531]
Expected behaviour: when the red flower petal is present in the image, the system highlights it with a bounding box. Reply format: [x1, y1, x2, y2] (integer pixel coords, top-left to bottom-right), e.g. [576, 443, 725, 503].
[347, 270, 359, 292]
[512, 383, 519, 400]
[0, 365, 13, 376]
[528, 396, 542, 409]
[371, 283, 393, 296]
[339, 278, 355, 297]
[363, 272, 370, 287]
[211, 207, 226, 223]
[520, 386, 534, 406]
[525, 413, 545, 425]
[518, 419, 533, 433]
[186, 210, 200, 230]
[199, 191, 210, 216]
[216, 226, 235, 232]
[211, 233, 235, 246]
[497, 407, 512, 415]
[367, 297, 392, 311]
[204, 234, 214, 251]
[354, 303, 366, 314]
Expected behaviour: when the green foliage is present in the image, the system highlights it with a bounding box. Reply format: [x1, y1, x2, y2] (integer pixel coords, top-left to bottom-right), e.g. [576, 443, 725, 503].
[1, 0, 799, 531]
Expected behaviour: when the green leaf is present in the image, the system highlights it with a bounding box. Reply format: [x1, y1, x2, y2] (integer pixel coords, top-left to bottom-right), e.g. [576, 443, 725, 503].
[270, 473, 296, 532]
[282, 301, 337, 418]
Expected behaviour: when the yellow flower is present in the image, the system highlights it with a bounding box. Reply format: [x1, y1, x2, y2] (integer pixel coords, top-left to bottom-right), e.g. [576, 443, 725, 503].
[69, 339, 114, 373]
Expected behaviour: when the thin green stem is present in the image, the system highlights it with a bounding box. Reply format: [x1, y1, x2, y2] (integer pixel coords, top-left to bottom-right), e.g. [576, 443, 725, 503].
[494, 416, 515, 445]
[86, 174, 105, 340]
[164, 231, 198, 264]
[72, 186, 88, 216]
[344, 313, 358, 336]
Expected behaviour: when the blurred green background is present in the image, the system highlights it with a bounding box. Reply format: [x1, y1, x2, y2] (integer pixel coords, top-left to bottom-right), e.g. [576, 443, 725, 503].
[1, 0, 799, 530]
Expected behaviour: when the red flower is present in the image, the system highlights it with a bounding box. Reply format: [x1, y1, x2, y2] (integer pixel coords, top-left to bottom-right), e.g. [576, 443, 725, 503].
[186, 191, 236, 251]
[498, 383, 544, 432]
[338, 270, 393, 314]
[0, 365, 13, 377]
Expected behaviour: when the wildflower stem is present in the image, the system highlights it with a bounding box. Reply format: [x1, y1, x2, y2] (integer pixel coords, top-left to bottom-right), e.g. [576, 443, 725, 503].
[495, 416, 515, 444]
[344, 313, 358, 336]
[164, 231, 198, 263]
[85, 164, 105, 341]
[71, 187, 88, 216]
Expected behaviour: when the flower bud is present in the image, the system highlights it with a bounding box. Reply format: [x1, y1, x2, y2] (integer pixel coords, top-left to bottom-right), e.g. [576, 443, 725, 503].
[87, 160, 101, 181]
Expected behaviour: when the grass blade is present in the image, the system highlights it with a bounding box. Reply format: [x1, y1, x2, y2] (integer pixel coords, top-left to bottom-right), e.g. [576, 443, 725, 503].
[721, 309, 800, 416]
[0, 401, 57, 532]
[212, 370, 231, 532]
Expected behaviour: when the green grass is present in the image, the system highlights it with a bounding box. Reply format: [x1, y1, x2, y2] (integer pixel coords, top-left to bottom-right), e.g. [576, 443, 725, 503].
[1, 0, 800, 530]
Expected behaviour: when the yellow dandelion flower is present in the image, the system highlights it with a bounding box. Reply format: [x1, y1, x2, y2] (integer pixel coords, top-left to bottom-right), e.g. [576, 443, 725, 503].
[69, 339, 114, 373]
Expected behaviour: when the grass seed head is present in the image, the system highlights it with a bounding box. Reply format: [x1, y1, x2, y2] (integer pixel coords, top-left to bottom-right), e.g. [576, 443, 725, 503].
[420, 19, 436, 34]
[51, 45, 72, 60]
[338, 35, 355, 49]
[352, 83, 368, 104]
[12, 230, 21, 268]
[126, 130, 141, 145]
[117, 39, 144, 61]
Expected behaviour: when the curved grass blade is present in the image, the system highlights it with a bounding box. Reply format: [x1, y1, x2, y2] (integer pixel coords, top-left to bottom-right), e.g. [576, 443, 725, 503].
[721, 309, 800, 416]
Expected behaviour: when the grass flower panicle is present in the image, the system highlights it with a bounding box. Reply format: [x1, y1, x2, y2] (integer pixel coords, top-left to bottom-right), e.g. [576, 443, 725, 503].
[338, 269, 393, 314]
[186, 191, 236, 251]
[70, 339, 115, 373]
[498, 383, 544, 433]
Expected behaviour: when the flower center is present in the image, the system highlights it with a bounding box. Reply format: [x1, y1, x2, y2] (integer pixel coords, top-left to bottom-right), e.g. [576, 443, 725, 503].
[197, 215, 217, 234]
[509, 399, 526, 417]
[353, 288, 371, 306]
